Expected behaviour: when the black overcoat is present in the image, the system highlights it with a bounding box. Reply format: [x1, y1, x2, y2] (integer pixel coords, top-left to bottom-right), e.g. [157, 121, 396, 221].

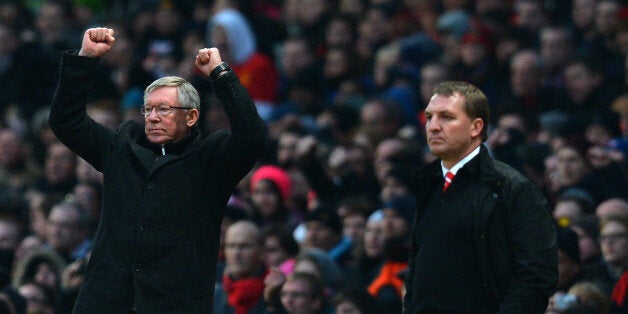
[403, 145, 558, 313]
[49, 52, 267, 313]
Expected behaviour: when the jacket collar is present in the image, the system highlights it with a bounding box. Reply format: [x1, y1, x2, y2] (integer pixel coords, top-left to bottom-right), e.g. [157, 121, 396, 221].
[128, 127, 201, 172]
[416, 145, 501, 191]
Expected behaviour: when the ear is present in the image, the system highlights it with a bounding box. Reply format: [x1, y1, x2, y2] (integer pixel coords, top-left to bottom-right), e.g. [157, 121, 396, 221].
[186, 109, 199, 127]
[470, 118, 484, 138]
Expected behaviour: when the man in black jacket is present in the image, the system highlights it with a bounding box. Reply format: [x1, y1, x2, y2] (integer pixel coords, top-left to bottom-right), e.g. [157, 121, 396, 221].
[48, 27, 267, 313]
[403, 81, 557, 313]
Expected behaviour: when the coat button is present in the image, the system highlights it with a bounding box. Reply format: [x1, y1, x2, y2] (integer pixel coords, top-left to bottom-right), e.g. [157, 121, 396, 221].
[139, 223, 147, 231]
[146, 182, 156, 189]
[135, 264, 143, 272]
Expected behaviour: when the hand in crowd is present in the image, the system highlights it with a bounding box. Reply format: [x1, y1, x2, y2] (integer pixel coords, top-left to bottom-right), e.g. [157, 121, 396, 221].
[62, 258, 87, 290]
[263, 267, 287, 307]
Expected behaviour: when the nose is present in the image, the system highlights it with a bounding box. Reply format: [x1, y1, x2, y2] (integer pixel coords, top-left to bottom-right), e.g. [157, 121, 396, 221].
[426, 118, 439, 132]
[145, 109, 160, 121]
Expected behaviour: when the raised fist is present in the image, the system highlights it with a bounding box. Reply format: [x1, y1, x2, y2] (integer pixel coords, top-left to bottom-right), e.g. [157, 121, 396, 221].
[78, 27, 115, 58]
[195, 48, 223, 77]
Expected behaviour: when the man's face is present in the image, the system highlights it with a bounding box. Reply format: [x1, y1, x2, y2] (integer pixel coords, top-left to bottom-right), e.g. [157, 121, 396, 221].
[556, 147, 589, 187]
[303, 221, 337, 251]
[510, 54, 540, 96]
[600, 221, 628, 267]
[45, 143, 76, 184]
[224, 225, 262, 279]
[381, 208, 409, 239]
[425, 93, 482, 167]
[47, 206, 86, 253]
[144, 86, 193, 145]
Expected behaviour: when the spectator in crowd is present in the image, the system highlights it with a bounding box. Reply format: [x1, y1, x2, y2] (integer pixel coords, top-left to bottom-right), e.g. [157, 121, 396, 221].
[599, 214, 628, 286]
[355, 210, 386, 286]
[0, 128, 41, 193]
[293, 247, 344, 297]
[562, 57, 621, 120]
[0, 21, 59, 123]
[32, 142, 77, 197]
[504, 49, 563, 125]
[324, 14, 357, 52]
[276, 36, 322, 103]
[280, 271, 328, 314]
[262, 224, 300, 274]
[16, 281, 54, 314]
[551, 142, 609, 207]
[538, 25, 577, 89]
[214, 220, 269, 314]
[485, 111, 528, 172]
[358, 98, 404, 147]
[596, 198, 628, 219]
[569, 214, 616, 296]
[208, 6, 279, 122]
[378, 165, 415, 204]
[70, 181, 102, 230]
[215, 201, 249, 281]
[379, 195, 414, 241]
[366, 197, 413, 313]
[302, 205, 354, 268]
[249, 164, 299, 230]
[553, 192, 595, 228]
[45, 201, 91, 263]
[417, 61, 451, 127]
[568, 281, 612, 314]
[11, 247, 66, 302]
[336, 196, 374, 246]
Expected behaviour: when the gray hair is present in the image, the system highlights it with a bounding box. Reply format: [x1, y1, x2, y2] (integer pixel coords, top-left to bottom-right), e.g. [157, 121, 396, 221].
[144, 76, 201, 110]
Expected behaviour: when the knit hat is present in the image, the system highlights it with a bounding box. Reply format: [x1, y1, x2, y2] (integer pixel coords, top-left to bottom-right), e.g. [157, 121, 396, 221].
[557, 226, 580, 263]
[250, 165, 292, 203]
[305, 204, 343, 234]
[297, 248, 342, 289]
[382, 196, 416, 226]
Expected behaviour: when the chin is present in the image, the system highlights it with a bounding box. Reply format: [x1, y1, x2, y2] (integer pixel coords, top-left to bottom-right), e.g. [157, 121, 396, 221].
[147, 136, 168, 145]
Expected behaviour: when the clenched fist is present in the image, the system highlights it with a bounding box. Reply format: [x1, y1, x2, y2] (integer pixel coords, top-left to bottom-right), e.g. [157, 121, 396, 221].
[78, 27, 115, 58]
[195, 48, 224, 77]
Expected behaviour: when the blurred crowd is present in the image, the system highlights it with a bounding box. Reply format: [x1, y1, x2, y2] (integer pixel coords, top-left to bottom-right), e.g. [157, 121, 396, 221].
[0, 0, 627, 313]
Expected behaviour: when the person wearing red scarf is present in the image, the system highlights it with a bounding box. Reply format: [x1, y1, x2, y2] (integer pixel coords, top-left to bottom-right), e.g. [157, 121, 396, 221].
[214, 221, 269, 313]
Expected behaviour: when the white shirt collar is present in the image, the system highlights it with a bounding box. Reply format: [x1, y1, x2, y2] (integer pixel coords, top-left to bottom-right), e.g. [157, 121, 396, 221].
[441, 146, 481, 177]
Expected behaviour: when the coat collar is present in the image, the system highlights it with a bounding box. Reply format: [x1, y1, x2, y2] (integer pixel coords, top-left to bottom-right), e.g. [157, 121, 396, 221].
[128, 126, 201, 173]
[416, 145, 502, 192]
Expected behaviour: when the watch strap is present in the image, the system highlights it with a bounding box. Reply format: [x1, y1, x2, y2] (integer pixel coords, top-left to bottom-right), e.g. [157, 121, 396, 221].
[210, 62, 231, 80]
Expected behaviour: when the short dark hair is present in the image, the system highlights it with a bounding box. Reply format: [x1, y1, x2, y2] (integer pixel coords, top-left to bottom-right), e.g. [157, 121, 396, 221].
[433, 81, 490, 141]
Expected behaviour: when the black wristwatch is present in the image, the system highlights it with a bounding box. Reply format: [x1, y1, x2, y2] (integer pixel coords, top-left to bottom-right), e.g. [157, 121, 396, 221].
[210, 62, 231, 80]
